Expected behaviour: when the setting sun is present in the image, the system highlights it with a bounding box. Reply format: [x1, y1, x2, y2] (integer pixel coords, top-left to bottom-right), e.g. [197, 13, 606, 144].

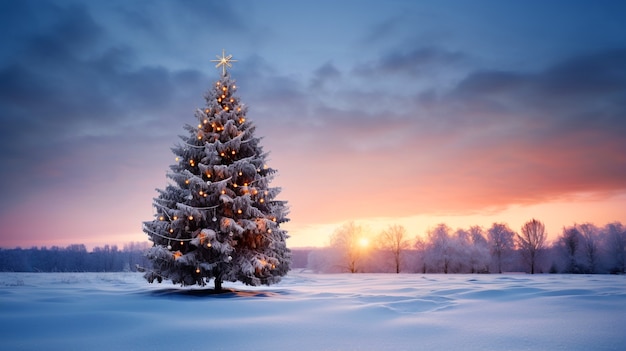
[358, 237, 370, 248]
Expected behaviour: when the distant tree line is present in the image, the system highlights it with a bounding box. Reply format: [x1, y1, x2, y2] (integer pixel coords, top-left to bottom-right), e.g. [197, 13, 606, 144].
[307, 220, 626, 274]
[0, 242, 151, 272]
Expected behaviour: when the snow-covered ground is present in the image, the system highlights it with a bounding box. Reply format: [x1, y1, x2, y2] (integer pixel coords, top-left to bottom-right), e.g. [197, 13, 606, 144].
[1, 272, 625, 351]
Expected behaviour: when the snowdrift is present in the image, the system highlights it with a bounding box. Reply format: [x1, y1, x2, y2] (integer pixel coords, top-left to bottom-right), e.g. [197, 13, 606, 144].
[1, 272, 625, 350]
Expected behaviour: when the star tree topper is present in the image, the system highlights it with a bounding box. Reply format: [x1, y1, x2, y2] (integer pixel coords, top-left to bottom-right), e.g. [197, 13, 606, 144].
[211, 49, 237, 76]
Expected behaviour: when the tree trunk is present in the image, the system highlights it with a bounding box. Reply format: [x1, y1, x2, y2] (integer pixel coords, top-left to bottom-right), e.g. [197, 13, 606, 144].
[214, 278, 222, 291]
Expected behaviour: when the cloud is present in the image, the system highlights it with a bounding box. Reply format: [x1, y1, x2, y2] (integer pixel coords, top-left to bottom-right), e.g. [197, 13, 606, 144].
[269, 48, 626, 224]
[354, 46, 469, 77]
[309, 62, 341, 90]
[0, 2, 210, 211]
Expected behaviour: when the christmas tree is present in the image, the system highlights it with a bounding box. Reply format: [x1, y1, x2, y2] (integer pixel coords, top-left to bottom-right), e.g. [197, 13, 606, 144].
[142, 51, 290, 291]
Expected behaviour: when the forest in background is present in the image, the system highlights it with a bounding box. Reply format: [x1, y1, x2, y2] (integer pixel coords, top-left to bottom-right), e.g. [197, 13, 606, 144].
[1, 220, 624, 275]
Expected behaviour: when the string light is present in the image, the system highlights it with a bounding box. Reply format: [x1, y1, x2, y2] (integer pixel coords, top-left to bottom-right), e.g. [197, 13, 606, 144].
[188, 215, 194, 220]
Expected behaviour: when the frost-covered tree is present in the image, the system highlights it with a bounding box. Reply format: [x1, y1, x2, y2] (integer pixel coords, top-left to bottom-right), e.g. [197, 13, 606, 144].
[467, 226, 490, 273]
[557, 227, 582, 273]
[377, 224, 409, 273]
[601, 222, 626, 274]
[577, 223, 599, 273]
[329, 222, 368, 273]
[517, 219, 547, 274]
[487, 223, 516, 273]
[142, 54, 290, 290]
[424, 224, 454, 273]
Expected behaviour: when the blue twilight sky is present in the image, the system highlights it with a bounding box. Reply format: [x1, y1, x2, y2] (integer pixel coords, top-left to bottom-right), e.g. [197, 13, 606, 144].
[1, 0, 625, 249]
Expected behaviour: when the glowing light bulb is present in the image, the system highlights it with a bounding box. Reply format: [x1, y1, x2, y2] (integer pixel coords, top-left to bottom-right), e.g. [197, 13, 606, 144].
[267, 229, 272, 233]
[169, 229, 174, 233]
[224, 106, 229, 111]
[207, 242, 212, 247]
[233, 183, 238, 188]
[159, 216, 164, 221]
[185, 179, 190, 184]
[196, 268, 200, 273]
[175, 157, 180, 162]
[221, 189, 226, 194]
[188, 215, 194, 220]
[237, 209, 242, 214]
[259, 198, 265, 203]
[238, 172, 243, 176]
[231, 150, 236, 155]
[173, 216, 178, 220]
[205, 109, 209, 113]
[199, 190, 204, 195]
[220, 152, 225, 157]
[232, 85, 236, 89]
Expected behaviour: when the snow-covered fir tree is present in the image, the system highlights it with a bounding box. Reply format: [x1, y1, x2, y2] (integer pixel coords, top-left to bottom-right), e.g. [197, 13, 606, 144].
[143, 52, 290, 291]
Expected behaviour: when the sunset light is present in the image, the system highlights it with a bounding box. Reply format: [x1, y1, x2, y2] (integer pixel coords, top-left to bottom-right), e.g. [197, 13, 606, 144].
[358, 237, 370, 248]
[0, 2, 624, 252]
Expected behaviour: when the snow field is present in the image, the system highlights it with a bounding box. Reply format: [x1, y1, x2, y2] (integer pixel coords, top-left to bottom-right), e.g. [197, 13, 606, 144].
[1, 272, 625, 350]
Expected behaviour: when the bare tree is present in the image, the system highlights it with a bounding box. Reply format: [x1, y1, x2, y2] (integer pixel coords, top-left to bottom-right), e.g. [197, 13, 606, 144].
[377, 224, 409, 273]
[488, 223, 516, 273]
[517, 219, 547, 274]
[329, 222, 367, 273]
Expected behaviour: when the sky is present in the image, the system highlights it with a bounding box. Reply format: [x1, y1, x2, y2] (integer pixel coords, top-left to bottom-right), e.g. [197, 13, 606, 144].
[1, 0, 625, 250]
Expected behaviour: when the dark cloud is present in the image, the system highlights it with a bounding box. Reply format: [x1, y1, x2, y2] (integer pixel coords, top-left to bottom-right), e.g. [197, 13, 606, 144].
[0, 2, 210, 211]
[354, 46, 469, 77]
[309, 62, 341, 90]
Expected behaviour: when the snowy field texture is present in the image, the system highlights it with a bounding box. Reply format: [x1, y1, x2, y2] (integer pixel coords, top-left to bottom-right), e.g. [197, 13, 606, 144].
[1, 272, 625, 351]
